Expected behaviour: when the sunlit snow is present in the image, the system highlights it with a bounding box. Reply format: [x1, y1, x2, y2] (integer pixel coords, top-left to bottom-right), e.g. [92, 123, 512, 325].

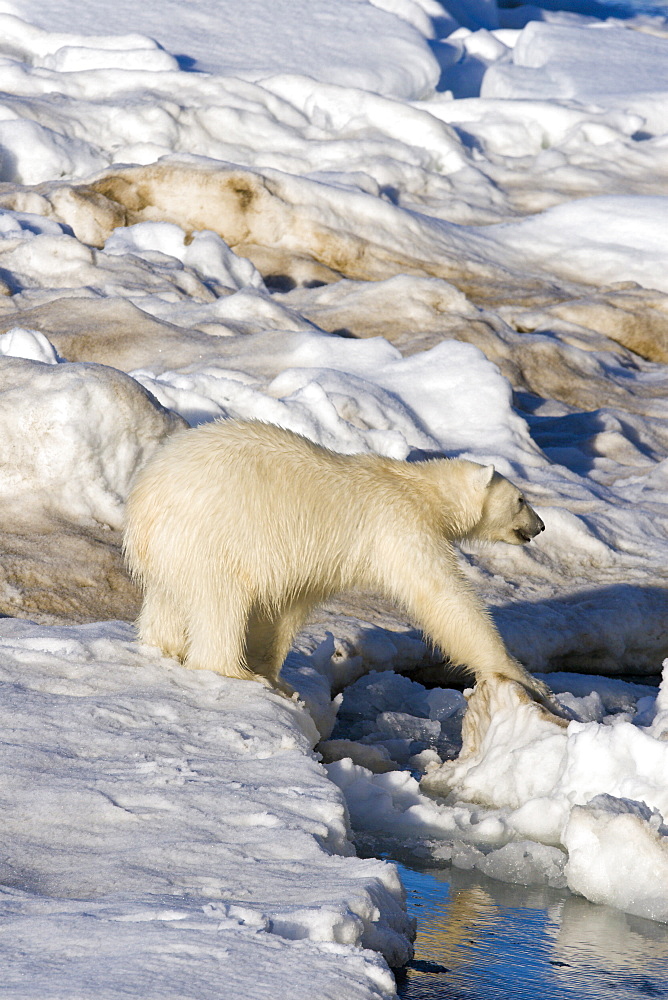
[0, 0, 667, 996]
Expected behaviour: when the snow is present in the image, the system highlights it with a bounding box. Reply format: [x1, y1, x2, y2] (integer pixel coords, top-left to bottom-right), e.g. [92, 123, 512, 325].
[477, 195, 668, 294]
[330, 667, 668, 914]
[104, 223, 267, 293]
[0, 0, 666, 994]
[483, 19, 668, 100]
[0, 358, 183, 528]
[0, 617, 409, 997]
[564, 795, 668, 923]
[0, 4, 439, 97]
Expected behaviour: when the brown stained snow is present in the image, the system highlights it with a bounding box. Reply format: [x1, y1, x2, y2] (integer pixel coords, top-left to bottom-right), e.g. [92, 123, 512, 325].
[0, 160, 667, 644]
[0, 358, 184, 625]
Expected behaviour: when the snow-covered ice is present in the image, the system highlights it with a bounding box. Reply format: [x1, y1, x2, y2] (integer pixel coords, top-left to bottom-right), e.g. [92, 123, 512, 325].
[0, 618, 409, 997]
[0, 0, 667, 994]
[329, 665, 668, 922]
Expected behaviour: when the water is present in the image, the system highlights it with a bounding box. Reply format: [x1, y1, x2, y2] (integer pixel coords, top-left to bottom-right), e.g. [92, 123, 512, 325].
[331, 667, 668, 996]
[394, 861, 668, 999]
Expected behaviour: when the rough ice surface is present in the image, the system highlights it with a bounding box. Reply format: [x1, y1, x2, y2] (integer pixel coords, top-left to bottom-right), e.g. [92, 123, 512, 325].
[0, 618, 409, 997]
[564, 795, 668, 923]
[0, 0, 667, 994]
[419, 669, 668, 917]
[331, 666, 668, 911]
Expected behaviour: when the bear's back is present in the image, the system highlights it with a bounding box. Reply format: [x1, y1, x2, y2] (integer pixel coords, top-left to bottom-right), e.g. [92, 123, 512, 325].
[126, 420, 397, 590]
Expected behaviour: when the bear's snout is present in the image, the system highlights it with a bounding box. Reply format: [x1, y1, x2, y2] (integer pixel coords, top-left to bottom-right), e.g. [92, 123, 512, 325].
[515, 512, 544, 543]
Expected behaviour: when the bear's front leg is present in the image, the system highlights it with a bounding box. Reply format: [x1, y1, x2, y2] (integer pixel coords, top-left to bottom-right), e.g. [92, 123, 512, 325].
[388, 546, 555, 706]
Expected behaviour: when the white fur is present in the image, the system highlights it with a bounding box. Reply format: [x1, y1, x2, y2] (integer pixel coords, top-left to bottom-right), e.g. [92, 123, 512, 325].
[123, 420, 547, 699]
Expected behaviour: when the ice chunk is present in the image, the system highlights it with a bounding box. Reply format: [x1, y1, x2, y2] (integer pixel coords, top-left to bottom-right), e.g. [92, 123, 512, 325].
[478, 195, 668, 296]
[650, 661, 668, 740]
[426, 687, 467, 721]
[479, 840, 567, 888]
[327, 757, 473, 841]
[564, 795, 668, 923]
[336, 670, 432, 722]
[318, 739, 399, 773]
[374, 711, 441, 743]
[556, 689, 606, 723]
[362, 737, 416, 766]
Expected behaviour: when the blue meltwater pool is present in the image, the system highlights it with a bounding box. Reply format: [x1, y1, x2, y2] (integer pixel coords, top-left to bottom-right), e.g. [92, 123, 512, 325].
[393, 860, 668, 999]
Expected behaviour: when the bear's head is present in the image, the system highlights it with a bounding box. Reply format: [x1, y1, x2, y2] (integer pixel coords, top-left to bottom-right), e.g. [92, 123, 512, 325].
[469, 464, 545, 545]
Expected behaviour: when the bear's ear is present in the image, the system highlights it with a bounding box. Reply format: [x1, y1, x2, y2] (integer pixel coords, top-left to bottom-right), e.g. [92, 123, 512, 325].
[475, 464, 495, 489]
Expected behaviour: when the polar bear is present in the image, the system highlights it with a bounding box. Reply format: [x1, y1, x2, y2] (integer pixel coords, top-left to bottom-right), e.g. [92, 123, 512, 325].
[123, 419, 549, 701]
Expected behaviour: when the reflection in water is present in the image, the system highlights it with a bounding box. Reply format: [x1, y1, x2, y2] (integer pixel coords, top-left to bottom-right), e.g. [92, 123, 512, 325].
[394, 862, 668, 999]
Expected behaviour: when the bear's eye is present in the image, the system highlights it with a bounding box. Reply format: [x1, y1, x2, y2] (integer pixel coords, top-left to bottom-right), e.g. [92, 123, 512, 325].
[518, 497, 525, 508]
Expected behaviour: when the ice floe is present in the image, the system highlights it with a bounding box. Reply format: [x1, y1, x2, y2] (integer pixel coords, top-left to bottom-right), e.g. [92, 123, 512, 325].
[0, 0, 666, 995]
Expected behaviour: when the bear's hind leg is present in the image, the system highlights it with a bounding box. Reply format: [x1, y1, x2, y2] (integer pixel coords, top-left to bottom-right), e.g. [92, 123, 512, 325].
[245, 599, 313, 697]
[137, 586, 187, 661]
[183, 581, 256, 682]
